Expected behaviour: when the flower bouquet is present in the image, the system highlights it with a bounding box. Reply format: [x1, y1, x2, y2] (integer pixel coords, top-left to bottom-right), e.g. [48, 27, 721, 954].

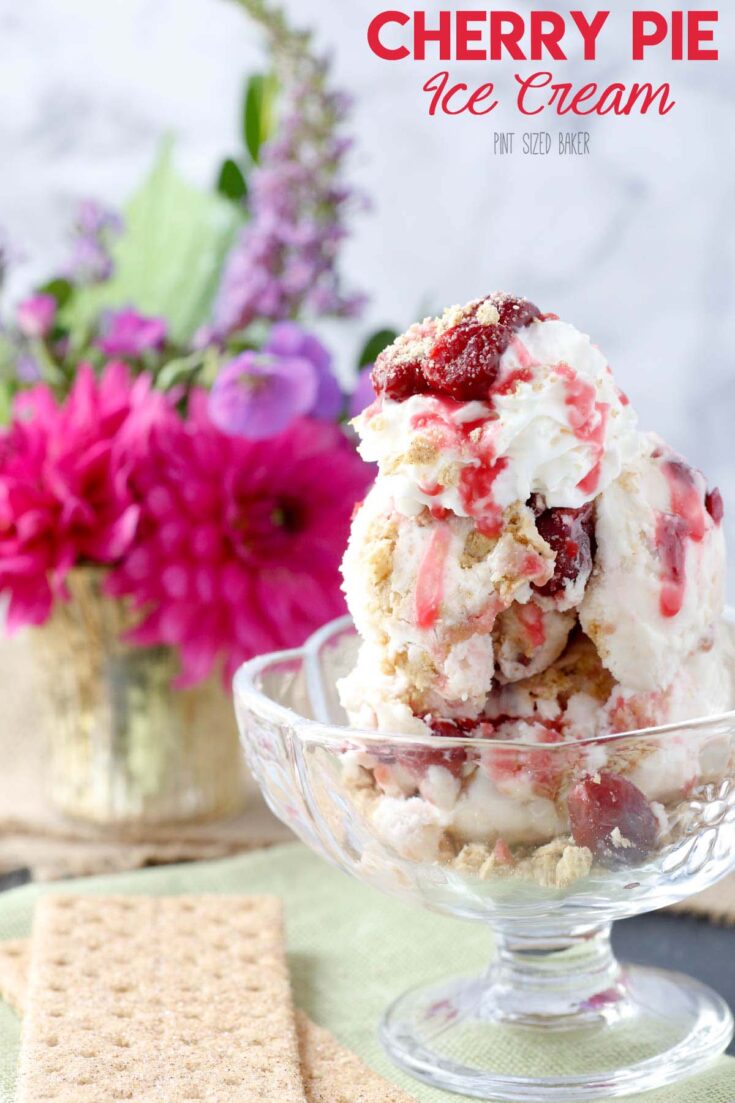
[0, 0, 390, 827]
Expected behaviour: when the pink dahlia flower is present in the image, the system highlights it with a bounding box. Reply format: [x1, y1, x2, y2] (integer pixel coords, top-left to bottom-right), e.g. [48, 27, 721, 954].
[0, 362, 169, 630]
[109, 393, 372, 686]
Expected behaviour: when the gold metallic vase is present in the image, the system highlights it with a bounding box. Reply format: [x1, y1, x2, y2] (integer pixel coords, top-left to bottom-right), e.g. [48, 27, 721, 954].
[33, 568, 246, 827]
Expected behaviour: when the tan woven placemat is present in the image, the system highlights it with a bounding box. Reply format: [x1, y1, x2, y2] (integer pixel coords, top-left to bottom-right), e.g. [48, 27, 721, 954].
[0, 629, 291, 881]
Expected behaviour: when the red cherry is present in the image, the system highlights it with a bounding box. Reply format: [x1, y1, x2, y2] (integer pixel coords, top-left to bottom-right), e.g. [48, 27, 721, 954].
[705, 487, 724, 525]
[568, 772, 658, 865]
[493, 293, 543, 332]
[371, 294, 543, 402]
[370, 356, 427, 402]
[428, 716, 481, 738]
[424, 323, 503, 400]
[533, 503, 595, 599]
[395, 744, 468, 779]
[394, 714, 502, 778]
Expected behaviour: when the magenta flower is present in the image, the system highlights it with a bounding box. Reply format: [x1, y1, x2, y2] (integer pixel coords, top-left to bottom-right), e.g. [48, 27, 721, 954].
[349, 366, 377, 417]
[0, 363, 169, 631]
[208, 350, 317, 440]
[109, 394, 373, 685]
[265, 322, 343, 421]
[17, 294, 57, 339]
[98, 309, 167, 358]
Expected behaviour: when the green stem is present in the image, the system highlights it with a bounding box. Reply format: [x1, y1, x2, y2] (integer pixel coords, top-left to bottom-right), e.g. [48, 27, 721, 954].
[229, 0, 314, 73]
[30, 339, 68, 387]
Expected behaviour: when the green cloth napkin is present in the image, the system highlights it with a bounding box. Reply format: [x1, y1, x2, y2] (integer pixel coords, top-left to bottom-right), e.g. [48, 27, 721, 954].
[0, 841, 732, 1102]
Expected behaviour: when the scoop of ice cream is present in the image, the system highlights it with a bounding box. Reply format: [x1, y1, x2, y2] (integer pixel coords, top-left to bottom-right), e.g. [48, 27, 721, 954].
[359, 302, 639, 531]
[580, 434, 726, 692]
[341, 481, 557, 721]
[339, 292, 728, 742]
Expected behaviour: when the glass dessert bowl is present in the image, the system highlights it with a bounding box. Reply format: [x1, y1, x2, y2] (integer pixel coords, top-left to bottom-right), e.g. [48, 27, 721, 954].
[234, 615, 735, 1102]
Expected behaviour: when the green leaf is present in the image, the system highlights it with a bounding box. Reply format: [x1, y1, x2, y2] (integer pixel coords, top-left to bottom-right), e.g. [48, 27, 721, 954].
[62, 140, 246, 345]
[216, 158, 248, 204]
[0, 381, 13, 426]
[36, 278, 73, 309]
[357, 328, 398, 368]
[243, 72, 279, 164]
[0, 337, 17, 425]
[228, 318, 271, 351]
[155, 352, 205, 392]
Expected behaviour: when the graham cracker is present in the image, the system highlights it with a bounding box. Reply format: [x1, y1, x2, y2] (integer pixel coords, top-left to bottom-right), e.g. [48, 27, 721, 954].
[295, 1010, 415, 1102]
[2, 935, 417, 1102]
[17, 895, 306, 1103]
[0, 938, 28, 1015]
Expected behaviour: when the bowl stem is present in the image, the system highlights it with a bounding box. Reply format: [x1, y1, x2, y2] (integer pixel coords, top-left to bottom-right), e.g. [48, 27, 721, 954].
[487, 922, 629, 1029]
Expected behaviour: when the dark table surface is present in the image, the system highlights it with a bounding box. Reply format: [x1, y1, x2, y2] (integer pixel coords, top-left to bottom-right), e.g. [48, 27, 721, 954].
[613, 910, 735, 1056]
[0, 871, 732, 1055]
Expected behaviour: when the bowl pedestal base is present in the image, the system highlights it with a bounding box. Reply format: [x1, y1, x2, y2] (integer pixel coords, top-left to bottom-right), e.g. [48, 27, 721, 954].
[380, 924, 733, 1101]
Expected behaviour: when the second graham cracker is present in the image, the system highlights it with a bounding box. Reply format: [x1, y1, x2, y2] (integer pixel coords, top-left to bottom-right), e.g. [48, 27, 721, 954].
[1, 936, 417, 1102]
[294, 1010, 416, 1102]
[17, 895, 306, 1103]
[0, 939, 28, 1015]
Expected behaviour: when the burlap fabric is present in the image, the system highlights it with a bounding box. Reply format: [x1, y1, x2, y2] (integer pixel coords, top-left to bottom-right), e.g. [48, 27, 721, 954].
[0, 629, 290, 880]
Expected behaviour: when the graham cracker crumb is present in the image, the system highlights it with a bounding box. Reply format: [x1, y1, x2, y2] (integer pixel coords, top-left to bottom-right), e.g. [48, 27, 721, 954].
[509, 632, 616, 706]
[475, 301, 501, 326]
[610, 827, 633, 849]
[435, 304, 466, 335]
[438, 462, 460, 489]
[454, 843, 491, 875]
[361, 515, 399, 615]
[405, 438, 441, 466]
[461, 530, 497, 568]
[554, 844, 594, 887]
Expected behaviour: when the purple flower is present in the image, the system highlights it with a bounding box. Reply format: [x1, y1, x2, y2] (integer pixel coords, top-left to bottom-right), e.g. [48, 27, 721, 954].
[349, 366, 377, 417]
[192, 325, 221, 351]
[15, 354, 41, 384]
[66, 200, 122, 285]
[208, 350, 317, 440]
[265, 322, 343, 421]
[213, 34, 365, 336]
[98, 309, 167, 358]
[17, 294, 56, 339]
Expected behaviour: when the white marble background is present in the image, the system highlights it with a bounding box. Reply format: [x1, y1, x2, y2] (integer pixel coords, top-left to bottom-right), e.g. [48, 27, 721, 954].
[1, 0, 734, 583]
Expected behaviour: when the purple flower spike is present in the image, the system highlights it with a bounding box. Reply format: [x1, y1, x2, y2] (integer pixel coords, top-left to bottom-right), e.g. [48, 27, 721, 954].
[66, 199, 122, 285]
[211, 34, 365, 336]
[349, 366, 377, 417]
[17, 294, 56, 339]
[266, 322, 344, 421]
[208, 350, 317, 440]
[99, 309, 168, 358]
